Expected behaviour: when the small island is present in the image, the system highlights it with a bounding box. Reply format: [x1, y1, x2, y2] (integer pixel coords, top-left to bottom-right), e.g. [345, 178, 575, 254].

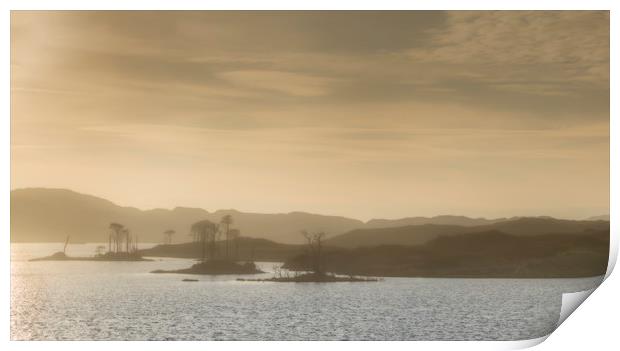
[29, 224, 151, 262]
[152, 260, 263, 275]
[30, 251, 151, 262]
[150, 217, 264, 275]
[237, 271, 378, 283]
[237, 230, 379, 283]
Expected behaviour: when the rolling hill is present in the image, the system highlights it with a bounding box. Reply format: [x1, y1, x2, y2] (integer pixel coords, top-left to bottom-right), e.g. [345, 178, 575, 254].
[10, 188, 363, 244]
[326, 217, 610, 248]
[11, 188, 610, 248]
[285, 229, 610, 278]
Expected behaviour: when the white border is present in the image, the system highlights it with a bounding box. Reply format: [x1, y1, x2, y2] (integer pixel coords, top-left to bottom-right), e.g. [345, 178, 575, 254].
[1, 1, 617, 350]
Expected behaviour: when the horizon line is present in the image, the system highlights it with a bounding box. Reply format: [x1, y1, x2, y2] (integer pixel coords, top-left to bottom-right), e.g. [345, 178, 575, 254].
[10, 186, 609, 223]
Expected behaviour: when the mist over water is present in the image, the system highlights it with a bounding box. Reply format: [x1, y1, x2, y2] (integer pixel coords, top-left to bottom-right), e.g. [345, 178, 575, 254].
[11, 243, 603, 341]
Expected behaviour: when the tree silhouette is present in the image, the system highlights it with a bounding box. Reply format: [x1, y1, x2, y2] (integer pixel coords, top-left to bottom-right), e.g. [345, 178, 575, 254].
[95, 245, 106, 256]
[220, 215, 233, 259]
[301, 230, 327, 275]
[121, 228, 131, 254]
[163, 229, 176, 245]
[191, 220, 219, 262]
[109, 222, 124, 254]
[229, 228, 241, 260]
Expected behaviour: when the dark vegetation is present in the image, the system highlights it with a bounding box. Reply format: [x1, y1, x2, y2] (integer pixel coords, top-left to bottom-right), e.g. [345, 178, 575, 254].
[238, 272, 378, 283]
[139, 237, 305, 261]
[149, 215, 264, 275]
[140, 219, 609, 278]
[153, 260, 262, 275]
[238, 231, 378, 283]
[284, 229, 609, 278]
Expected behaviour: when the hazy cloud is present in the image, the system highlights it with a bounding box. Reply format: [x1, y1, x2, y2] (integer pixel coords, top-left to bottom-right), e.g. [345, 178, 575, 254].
[10, 11, 609, 219]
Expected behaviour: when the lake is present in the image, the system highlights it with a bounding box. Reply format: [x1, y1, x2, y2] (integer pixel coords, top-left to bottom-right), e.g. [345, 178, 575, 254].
[10, 243, 603, 341]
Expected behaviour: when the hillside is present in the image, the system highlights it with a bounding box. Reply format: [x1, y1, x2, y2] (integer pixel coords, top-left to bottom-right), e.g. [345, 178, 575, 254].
[326, 217, 609, 248]
[365, 215, 505, 228]
[11, 188, 610, 248]
[10, 188, 363, 244]
[285, 229, 610, 278]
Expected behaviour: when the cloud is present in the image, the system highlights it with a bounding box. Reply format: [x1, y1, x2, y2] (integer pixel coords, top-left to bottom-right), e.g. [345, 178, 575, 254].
[10, 11, 609, 219]
[218, 70, 338, 97]
[407, 11, 609, 94]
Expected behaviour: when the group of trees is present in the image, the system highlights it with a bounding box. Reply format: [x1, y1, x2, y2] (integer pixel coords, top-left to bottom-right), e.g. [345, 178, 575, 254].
[191, 215, 242, 262]
[301, 230, 327, 275]
[104, 215, 242, 261]
[107, 222, 139, 255]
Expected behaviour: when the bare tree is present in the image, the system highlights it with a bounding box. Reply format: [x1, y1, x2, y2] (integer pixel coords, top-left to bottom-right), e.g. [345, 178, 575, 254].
[121, 228, 130, 254]
[301, 230, 327, 275]
[163, 229, 176, 245]
[63, 235, 70, 255]
[191, 220, 219, 262]
[220, 215, 233, 259]
[109, 222, 124, 254]
[95, 245, 106, 256]
[229, 228, 241, 260]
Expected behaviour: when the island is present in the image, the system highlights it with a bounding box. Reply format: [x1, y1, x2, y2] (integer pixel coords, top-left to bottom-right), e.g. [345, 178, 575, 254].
[30, 251, 152, 262]
[150, 218, 264, 275]
[237, 272, 378, 283]
[152, 260, 263, 275]
[29, 225, 151, 262]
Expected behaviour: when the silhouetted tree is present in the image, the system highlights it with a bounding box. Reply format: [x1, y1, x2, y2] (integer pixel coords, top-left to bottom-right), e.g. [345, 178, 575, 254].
[63, 235, 70, 254]
[301, 230, 327, 275]
[229, 228, 241, 260]
[163, 229, 176, 245]
[220, 215, 233, 259]
[109, 222, 124, 254]
[191, 220, 219, 262]
[121, 228, 130, 254]
[95, 245, 106, 256]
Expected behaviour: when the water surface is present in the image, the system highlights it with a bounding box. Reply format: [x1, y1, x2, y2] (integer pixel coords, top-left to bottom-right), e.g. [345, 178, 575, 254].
[11, 243, 603, 340]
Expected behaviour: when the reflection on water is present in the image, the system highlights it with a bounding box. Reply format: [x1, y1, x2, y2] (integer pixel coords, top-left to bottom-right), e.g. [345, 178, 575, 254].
[11, 243, 603, 340]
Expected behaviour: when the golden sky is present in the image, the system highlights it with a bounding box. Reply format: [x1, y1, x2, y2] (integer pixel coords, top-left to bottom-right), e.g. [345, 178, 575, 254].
[10, 11, 610, 220]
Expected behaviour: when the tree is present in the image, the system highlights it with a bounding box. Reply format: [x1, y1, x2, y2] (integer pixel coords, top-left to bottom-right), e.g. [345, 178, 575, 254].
[190, 220, 219, 262]
[95, 245, 106, 256]
[121, 228, 130, 254]
[63, 235, 70, 254]
[109, 222, 124, 254]
[229, 228, 241, 260]
[163, 229, 176, 245]
[220, 215, 233, 259]
[301, 230, 327, 275]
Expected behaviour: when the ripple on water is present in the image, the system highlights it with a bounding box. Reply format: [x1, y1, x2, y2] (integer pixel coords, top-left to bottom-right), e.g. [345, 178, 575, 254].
[11, 243, 604, 340]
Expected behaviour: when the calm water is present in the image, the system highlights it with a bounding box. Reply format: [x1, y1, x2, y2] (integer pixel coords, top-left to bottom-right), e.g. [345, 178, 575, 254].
[11, 243, 603, 341]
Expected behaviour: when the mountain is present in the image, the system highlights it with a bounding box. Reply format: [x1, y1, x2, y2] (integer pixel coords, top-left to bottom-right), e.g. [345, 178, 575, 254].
[10, 188, 364, 244]
[326, 217, 610, 248]
[365, 215, 505, 228]
[11, 188, 609, 246]
[586, 214, 610, 221]
[326, 224, 473, 247]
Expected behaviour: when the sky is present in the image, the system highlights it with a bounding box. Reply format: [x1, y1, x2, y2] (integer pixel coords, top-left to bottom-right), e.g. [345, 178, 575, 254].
[10, 11, 610, 221]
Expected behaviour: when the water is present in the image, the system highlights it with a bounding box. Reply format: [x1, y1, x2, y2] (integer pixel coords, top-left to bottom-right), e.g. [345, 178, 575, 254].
[11, 243, 603, 341]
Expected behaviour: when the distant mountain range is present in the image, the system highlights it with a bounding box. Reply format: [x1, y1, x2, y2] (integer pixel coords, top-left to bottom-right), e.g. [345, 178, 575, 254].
[586, 214, 610, 221]
[10, 188, 610, 245]
[326, 217, 609, 248]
